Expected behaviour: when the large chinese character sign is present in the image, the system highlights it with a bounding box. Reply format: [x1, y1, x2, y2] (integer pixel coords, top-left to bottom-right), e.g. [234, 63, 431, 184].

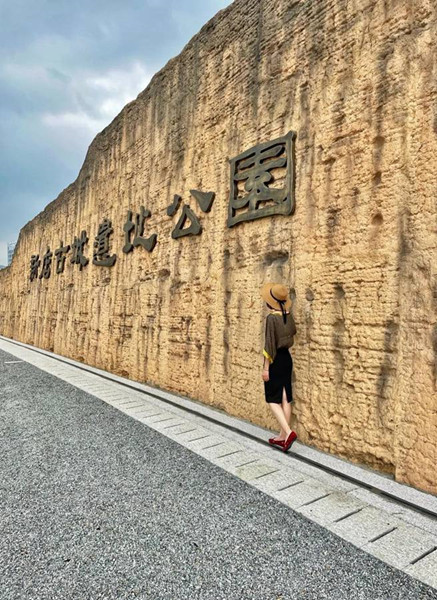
[227, 131, 296, 227]
[28, 130, 297, 282]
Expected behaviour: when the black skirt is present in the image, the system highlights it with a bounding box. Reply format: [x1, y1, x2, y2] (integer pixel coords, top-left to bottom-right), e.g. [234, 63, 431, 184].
[264, 347, 293, 404]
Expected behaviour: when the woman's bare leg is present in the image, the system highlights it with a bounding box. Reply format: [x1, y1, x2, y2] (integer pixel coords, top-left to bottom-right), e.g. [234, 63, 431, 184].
[282, 387, 292, 431]
[268, 402, 292, 438]
[273, 388, 291, 440]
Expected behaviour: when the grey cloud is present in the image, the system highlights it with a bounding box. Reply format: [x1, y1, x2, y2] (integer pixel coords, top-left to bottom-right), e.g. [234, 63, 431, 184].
[46, 67, 72, 84]
[0, 0, 232, 264]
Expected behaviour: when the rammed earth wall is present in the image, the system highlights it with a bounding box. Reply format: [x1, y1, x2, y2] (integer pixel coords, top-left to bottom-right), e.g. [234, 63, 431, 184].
[1, 0, 436, 494]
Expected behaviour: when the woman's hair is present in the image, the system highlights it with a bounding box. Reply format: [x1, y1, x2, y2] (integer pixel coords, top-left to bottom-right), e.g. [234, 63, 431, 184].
[266, 302, 288, 324]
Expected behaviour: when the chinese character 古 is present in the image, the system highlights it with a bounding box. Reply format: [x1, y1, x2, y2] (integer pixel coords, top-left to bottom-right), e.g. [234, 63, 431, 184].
[71, 230, 89, 271]
[227, 131, 296, 227]
[93, 218, 117, 267]
[29, 254, 40, 282]
[123, 206, 157, 254]
[39, 247, 53, 279]
[54, 241, 70, 274]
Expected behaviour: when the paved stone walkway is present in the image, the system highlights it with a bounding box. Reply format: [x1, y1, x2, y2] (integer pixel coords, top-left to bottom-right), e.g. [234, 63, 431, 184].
[1, 340, 437, 599]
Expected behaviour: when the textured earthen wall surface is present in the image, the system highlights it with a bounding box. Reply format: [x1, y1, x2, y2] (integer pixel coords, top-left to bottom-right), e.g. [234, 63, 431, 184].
[1, 0, 436, 494]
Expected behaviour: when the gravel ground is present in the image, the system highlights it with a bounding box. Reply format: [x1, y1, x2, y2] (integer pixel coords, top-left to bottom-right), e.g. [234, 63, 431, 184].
[1, 347, 436, 600]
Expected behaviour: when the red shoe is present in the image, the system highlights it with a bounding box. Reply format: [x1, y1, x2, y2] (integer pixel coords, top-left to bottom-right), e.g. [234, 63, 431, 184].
[282, 431, 297, 452]
[268, 437, 284, 448]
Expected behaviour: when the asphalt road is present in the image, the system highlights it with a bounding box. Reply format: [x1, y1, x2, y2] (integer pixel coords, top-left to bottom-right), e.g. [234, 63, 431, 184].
[1, 347, 436, 600]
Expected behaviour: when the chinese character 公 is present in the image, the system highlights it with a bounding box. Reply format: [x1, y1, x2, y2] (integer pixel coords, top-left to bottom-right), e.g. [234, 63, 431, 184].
[167, 190, 215, 239]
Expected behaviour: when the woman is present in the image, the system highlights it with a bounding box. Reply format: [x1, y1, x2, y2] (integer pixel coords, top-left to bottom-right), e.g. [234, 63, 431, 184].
[260, 282, 297, 452]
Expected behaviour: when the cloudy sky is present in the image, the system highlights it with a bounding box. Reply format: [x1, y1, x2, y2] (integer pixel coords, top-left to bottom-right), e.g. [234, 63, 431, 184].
[0, 0, 232, 266]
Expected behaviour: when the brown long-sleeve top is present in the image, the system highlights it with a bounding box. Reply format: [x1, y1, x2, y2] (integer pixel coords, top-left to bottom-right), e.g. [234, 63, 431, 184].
[263, 311, 297, 364]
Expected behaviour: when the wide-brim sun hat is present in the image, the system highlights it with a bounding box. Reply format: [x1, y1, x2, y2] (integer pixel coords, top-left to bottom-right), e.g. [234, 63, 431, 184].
[260, 282, 292, 311]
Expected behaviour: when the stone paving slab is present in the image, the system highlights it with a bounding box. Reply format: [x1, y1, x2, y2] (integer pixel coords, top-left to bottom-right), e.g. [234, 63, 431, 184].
[131, 406, 159, 415]
[159, 419, 191, 431]
[250, 467, 306, 494]
[348, 488, 437, 537]
[172, 427, 212, 442]
[136, 411, 162, 421]
[234, 461, 280, 482]
[363, 524, 437, 570]
[140, 413, 177, 425]
[92, 389, 123, 397]
[185, 434, 228, 452]
[214, 450, 257, 470]
[213, 444, 246, 460]
[159, 422, 196, 436]
[406, 550, 437, 590]
[274, 478, 335, 509]
[197, 441, 243, 460]
[116, 400, 148, 409]
[128, 403, 156, 415]
[298, 491, 367, 526]
[328, 506, 402, 547]
[112, 397, 147, 407]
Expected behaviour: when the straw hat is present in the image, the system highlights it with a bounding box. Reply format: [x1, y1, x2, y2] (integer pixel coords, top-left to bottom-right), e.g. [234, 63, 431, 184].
[260, 282, 292, 311]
